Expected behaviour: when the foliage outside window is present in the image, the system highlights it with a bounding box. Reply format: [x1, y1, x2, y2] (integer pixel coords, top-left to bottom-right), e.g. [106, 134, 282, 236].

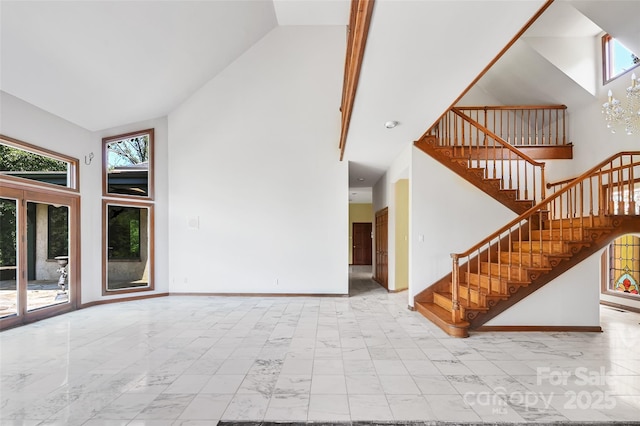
[108, 206, 141, 260]
[104, 130, 152, 198]
[0, 199, 17, 268]
[603, 34, 640, 84]
[0, 143, 69, 187]
[47, 205, 68, 259]
[609, 235, 640, 296]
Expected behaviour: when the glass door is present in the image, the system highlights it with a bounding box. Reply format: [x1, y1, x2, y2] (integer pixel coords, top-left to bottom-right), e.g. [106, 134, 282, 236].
[26, 201, 70, 312]
[0, 186, 78, 328]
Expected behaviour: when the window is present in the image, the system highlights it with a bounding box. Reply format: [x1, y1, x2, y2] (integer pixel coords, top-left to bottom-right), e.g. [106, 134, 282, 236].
[603, 34, 640, 84]
[608, 235, 640, 297]
[47, 205, 69, 259]
[0, 134, 78, 190]
[103, 129, 153, 199]
[102, 129, 154, 295]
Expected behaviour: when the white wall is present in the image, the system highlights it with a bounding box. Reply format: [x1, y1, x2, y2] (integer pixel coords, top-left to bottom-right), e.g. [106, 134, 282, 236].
[168, 26, 348, 294]
[1, 91, 170, 303]
[409, 146, 516, 305]
[486, 250, 602, 326]
[371, 144, 411, 291]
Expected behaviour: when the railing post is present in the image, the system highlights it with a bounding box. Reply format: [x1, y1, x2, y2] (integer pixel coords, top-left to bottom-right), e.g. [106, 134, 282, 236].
[451, 254, 460, 323]
[540, 163, 546, 201]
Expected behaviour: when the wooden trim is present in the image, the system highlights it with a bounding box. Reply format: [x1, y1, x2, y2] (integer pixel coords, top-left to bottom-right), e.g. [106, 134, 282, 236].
[600, 300, 640, 314]
[387, 287, 406, 293]
[81, 292, 169, 309]
[458, 105, 566, 111]
[169, 292, 349, 298]
[102, 128, 154, 200]
[476, 325, 603, 333]
[339, 0, 375, 161]
[421, 0, 554, 139]
[102, 200, 155, 296]
[0, 134, 80, 192]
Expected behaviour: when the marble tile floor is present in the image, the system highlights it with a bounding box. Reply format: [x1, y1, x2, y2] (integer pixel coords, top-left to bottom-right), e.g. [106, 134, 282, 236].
[1, 267, 640, 425]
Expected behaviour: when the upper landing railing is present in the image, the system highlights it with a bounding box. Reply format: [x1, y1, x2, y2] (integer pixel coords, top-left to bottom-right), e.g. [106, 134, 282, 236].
[454, 105, 568, 147]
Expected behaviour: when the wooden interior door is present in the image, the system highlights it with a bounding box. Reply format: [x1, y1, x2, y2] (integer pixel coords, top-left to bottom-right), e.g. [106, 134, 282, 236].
[374, 207, 388, 289]
[352, 222, 372, 265]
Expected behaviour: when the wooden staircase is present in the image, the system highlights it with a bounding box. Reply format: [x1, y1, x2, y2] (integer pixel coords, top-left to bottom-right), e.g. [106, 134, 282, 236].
[415, 107, 550, 214]
[415, 136, 537, 214]
[413, 147, 640, 337]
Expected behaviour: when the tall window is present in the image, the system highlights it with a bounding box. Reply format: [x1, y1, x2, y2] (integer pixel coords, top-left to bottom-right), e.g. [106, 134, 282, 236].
[608, 235, 640, 296]
[102, 129, 154, 295]
[603, 34, 639, 84]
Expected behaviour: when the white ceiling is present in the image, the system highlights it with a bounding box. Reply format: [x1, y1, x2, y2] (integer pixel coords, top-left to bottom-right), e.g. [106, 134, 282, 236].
[0, 0, 347, 132]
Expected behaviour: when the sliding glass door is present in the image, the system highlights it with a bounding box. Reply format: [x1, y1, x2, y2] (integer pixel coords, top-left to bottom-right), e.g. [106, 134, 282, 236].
[0, 186, 79, 329]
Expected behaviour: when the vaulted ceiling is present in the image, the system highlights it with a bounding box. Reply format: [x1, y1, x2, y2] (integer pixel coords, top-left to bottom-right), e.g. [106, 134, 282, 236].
[1, 0, 638, 193]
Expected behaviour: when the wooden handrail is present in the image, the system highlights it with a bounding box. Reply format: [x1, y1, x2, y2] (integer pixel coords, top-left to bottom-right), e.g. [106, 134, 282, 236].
[451, 108, 545, 167]
[547, 163, 631, 188]
[454, 151, 640, 259]
[339, 0, 375, 161]
[458, 105, 566, 111]
[420, 0, 554, 141]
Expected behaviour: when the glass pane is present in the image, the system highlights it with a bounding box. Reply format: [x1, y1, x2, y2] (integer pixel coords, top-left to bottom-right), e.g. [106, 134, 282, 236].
[610, 235, 640, 296]
[0, 198, 18, 318]
[0, 143, 70, 187]
[26, 202, 70, 311]
[106, 134, 150, 197]
[107, 205, 150, 291]
[612, 39, 639, 77]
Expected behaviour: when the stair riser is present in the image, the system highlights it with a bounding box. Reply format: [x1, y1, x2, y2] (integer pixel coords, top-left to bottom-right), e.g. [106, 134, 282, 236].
[530, 229, 585, 241]
[480, 263, 528, 280]
[433, 292, 453, 312]
[499, 253, 550, 268]
[465, 273, 505, 293]
[543, 217, 609, 229]
[512, 241, 567, 254]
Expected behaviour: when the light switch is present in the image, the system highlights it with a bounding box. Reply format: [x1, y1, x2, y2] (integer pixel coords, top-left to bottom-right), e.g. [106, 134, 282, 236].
[419, 234, 424, 242]
[188, 216, 199, 230]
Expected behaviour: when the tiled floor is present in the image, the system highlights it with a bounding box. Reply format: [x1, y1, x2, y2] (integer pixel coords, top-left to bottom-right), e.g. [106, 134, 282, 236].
[1, 267, 640, 425]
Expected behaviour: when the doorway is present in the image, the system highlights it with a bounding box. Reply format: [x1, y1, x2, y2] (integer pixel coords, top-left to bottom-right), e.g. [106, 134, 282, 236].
[352, 222, 372, 265]
[374, 207, 388, 289]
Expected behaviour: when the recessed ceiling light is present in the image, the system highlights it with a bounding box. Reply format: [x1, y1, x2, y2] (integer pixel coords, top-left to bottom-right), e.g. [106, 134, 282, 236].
[357, 177, 365, 181]
[385, 120, 399, 129]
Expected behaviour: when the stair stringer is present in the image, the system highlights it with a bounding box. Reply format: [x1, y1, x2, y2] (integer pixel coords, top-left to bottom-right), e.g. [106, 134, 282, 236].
[414, 136, 533, 215]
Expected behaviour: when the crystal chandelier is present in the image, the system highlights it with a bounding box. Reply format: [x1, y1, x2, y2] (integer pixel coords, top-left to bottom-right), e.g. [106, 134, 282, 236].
[602, 73, 640, 135]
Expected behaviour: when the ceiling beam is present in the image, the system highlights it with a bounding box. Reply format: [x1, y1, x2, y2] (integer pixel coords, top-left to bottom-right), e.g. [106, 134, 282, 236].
[339, 0, 375, 161]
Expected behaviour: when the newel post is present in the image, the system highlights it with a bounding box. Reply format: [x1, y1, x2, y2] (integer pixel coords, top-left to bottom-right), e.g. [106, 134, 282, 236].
[451, 254, 460, 323]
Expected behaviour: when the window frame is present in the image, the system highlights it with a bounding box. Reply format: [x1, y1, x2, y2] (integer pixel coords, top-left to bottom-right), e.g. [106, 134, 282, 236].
[102, 199, 154, 295]
[602, 234, 640, 301]
[602, 34, 640, 85]
[102, 129, 154, 200]
[0, 134, 79, 192]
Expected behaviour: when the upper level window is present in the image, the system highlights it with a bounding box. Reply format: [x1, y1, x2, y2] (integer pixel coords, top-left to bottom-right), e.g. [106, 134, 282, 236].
[603, 34, 640, 84]
[0, 135, 78, 190]
[103, 129, 154, 199]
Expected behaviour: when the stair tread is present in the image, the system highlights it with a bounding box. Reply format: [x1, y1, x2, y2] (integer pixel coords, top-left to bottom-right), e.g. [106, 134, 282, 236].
[458, 284, 509, 297]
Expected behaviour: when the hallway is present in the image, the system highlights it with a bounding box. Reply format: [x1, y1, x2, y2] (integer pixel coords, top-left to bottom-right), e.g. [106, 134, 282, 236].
[1, 270, 639, 424]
